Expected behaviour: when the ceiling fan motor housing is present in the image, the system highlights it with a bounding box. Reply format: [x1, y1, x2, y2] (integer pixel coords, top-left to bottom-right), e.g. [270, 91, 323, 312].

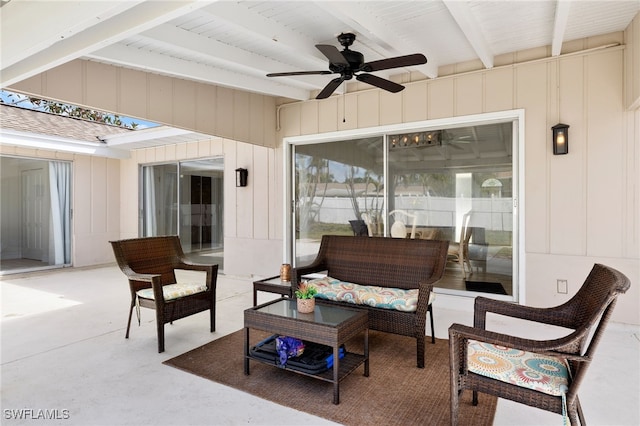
[337, 32, 356, 47]
[342, 50, 364, 70]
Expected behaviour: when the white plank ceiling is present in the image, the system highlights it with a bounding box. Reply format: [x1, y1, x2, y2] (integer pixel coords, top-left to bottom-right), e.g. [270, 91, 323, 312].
[2, 0, 639, 102]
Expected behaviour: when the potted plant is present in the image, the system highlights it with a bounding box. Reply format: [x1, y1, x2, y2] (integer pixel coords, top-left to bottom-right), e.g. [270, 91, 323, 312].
[295, 281, 317, 313]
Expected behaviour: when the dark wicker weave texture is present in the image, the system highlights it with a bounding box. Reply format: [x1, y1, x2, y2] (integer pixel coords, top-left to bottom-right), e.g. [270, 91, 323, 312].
[292, 235, 449, 368]
[110, 235, 218, 353]
[448, 263, 631, 426]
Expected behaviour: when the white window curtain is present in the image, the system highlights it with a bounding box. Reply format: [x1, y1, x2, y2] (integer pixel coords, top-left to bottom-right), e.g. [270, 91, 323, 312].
[48, 161, 71, 265]
[143, 166, 157, 236]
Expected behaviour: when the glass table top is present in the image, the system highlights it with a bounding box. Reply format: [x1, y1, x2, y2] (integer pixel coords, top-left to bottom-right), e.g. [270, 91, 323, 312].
[253, 298, 362, 326]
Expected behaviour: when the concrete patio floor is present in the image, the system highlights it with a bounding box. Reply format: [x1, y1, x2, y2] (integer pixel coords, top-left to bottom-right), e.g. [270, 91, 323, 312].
[1, 265, 639, 425]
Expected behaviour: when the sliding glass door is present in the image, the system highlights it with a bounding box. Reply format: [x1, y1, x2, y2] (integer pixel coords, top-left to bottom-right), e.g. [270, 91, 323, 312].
[288, 116, 519, 300]
[179, 160, 224, 253]
[141, 158, 224, 267]
[387, 123, 514, 296]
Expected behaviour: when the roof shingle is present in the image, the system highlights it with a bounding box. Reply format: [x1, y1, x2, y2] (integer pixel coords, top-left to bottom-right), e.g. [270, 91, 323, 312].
[0, 104, 133, 143]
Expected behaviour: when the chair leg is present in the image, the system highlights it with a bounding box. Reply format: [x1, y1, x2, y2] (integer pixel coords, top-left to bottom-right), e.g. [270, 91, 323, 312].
[574, 396, 586, 426]
[210, 305, 215, 332]
[155, 306, 165, 353]
[472, 390, 478, 406]
[416, 335, 425, 368]
[157, 321, 165, 353]
[125, 302, 134, 339]
[450, 381, 460, 426]
[428, 304, 436, 344]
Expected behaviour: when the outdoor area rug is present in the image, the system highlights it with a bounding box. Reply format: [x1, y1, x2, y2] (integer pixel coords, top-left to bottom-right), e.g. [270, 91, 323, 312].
[164, 329, 497, 425]
[465, 280, 508, 295]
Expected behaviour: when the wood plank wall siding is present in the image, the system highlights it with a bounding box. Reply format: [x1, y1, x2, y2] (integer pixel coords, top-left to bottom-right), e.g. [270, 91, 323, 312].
[9, 59, 277, 148]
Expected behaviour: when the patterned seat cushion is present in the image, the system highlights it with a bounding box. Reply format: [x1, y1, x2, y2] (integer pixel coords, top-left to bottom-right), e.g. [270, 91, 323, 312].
[467, 340, 570, 397]
[307, 276, 435, 312]
[136, 282, 208, 301]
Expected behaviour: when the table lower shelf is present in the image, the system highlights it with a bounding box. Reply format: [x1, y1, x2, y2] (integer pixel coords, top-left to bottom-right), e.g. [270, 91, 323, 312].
[245, 350, 367, 391]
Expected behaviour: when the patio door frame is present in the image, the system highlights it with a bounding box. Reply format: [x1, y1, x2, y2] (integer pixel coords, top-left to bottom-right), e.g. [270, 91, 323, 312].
[283, 109, 525, 303]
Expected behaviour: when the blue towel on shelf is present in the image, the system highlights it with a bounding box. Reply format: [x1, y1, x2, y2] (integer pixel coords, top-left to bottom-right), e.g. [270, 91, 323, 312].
[325, 347, 345, 369]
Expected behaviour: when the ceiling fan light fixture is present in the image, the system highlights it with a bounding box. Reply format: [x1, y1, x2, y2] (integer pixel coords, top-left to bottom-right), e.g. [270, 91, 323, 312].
[390, 131, 441, 149]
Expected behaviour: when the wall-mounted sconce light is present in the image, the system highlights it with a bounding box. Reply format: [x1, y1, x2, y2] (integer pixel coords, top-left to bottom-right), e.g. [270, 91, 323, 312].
[551, 123, 569, 155]
[235, 168, 248, 187]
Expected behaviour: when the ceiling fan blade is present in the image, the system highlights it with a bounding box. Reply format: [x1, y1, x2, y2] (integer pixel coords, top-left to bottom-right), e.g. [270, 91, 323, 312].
[448, 143, 465, 150]
[356, 73, 404, 93]
[316, 77, 344, 99]
[316, 44, 349, 66]
[267, 70, 333, 77]
[360, 53, 427, 72]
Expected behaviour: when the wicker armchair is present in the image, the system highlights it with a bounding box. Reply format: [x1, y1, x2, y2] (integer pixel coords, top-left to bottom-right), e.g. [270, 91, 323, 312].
[448, 264, 630, 426]
[110, 236, 218, 353]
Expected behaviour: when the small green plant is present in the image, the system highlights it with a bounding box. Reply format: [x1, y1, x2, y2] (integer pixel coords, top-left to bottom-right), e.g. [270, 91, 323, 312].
[295, 281, 317, 299]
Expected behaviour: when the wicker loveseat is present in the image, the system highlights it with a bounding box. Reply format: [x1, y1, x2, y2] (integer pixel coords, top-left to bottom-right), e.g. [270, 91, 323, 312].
[292, 235, 449, 368]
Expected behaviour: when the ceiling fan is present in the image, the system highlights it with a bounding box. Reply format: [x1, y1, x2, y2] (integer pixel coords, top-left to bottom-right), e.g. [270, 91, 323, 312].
[266, 33, 427, 99]
[441, 129, 485, 150]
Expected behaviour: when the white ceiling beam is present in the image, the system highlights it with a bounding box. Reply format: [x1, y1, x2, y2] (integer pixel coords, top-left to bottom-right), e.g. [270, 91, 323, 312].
[552, 1, 572, 56]
[88, 44, 310, 100]
[313, 1, 438, 78]
[104, 126, 199, 147]
[1, 1, 216, 87]
[0, 0, 144, 69]
[202, 2, 328, 69]
[443, 0, 494, 69]
[198, 2, 344, 96]
[141, 24, 321, 91]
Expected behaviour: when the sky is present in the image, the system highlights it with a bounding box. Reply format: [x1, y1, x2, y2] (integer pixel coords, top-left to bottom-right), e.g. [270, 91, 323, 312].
[0, 89, 159, 130]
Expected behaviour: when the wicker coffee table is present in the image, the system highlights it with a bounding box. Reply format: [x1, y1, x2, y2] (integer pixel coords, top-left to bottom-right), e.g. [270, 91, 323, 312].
[244, 298, 369, 404]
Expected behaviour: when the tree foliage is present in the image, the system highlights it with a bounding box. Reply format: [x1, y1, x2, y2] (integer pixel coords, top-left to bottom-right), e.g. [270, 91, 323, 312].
[1, 91, 138, 129]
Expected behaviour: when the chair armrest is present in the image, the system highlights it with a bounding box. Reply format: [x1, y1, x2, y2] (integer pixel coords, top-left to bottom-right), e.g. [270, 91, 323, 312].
[416, 282, 435, 316]
[291, 261, 328, 296]
[449, 323, 589, 359]
[292, 261, 328, 283]
[473, 296, 572, 330]
[176, 261, 217, 290]
[121, 270, 166, 301]
[178, 261, 214, 271]
[119, 266, 159, 291]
